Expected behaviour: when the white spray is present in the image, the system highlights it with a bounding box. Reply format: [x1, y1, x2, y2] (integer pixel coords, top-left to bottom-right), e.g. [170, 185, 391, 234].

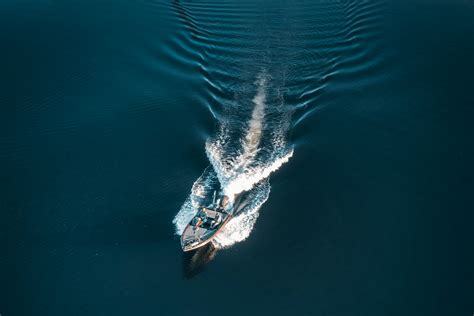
[173, 71, 293, 248]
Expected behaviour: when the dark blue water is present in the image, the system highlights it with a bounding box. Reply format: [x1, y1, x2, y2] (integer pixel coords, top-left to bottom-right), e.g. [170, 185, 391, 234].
[1, 0, 473, 315]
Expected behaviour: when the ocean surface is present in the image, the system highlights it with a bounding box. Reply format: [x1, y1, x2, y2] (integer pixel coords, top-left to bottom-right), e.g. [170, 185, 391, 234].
[1, 0, 473, 315]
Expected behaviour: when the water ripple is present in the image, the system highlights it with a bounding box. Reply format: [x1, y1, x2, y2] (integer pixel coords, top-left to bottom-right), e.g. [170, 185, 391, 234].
[167, 0, 391, 248]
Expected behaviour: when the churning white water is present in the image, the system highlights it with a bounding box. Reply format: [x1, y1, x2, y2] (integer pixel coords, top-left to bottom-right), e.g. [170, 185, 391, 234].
[173, 72, 293, 249]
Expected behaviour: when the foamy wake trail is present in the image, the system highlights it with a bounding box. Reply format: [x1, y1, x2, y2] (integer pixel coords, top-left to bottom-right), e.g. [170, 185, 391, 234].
[213, 180, 270, 248]
[173, 71, 293, 249]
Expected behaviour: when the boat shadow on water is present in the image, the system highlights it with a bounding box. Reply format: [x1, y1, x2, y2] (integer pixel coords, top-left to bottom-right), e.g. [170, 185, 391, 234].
[182, 242, 218, 279]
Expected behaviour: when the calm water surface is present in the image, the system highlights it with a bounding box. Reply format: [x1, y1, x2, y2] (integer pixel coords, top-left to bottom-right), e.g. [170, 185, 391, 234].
[1, 0, 473, 315]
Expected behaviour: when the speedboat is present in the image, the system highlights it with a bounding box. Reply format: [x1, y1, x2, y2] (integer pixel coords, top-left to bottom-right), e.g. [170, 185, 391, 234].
[181, 192, 233, 252]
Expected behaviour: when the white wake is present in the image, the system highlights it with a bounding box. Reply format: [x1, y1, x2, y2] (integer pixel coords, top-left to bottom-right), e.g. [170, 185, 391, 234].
[173, 71, 293, 249]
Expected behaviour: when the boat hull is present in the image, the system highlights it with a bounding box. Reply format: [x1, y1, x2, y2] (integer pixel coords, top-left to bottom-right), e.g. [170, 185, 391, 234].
[180, 193, 234, 252]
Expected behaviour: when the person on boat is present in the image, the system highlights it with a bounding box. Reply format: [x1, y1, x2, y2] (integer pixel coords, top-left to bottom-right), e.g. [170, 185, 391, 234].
[192, 208, 209, 227]
[192, 216, 203, 227]
[201, 208, 210, 221]
[210, 213, 222, 229]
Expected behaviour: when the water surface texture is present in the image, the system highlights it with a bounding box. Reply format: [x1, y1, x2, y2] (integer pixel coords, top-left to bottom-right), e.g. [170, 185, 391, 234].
[1, 0, 473, 315]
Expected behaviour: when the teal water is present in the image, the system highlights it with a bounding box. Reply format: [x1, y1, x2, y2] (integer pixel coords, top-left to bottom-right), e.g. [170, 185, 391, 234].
[1, 0, 473, 315]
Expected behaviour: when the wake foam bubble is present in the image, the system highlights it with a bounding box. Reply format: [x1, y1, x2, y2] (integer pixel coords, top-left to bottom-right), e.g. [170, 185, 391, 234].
[213, 180, 270, 248]
[173, 71, 293, 249]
